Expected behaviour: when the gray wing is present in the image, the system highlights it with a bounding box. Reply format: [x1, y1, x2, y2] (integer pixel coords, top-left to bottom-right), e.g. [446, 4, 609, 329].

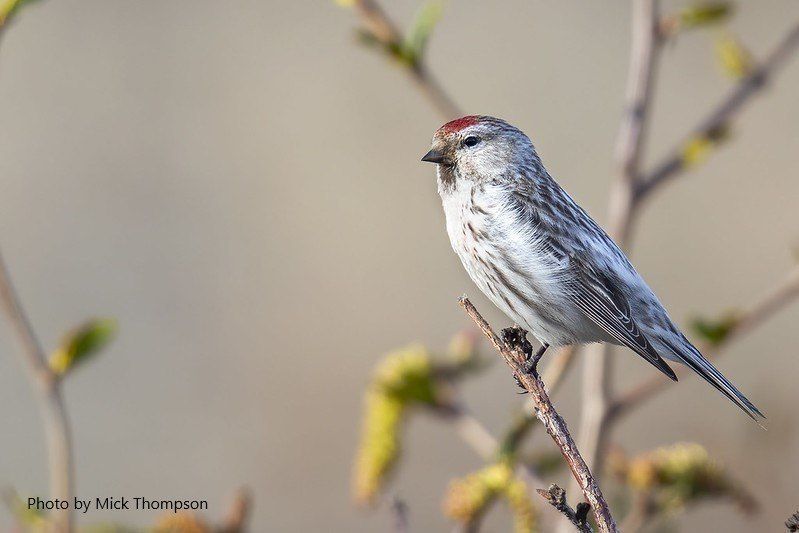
[505, 181, 674, 381]
[566, 253, 677, 381]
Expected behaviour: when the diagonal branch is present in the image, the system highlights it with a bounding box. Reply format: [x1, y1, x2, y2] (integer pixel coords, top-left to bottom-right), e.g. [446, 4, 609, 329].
[635, 22, 799, 201]
[350, 0, 461, 118]
[0, 250, 74, 532]
[503, 346, 579, 449]
[458, 297, 618, 533]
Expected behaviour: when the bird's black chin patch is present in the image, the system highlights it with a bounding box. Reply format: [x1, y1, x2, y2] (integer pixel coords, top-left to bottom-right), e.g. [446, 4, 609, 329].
[437, 164, 457, 190]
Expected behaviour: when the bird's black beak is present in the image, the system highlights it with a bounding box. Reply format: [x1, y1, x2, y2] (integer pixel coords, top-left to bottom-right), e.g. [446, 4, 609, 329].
[421, 149, 449, 165]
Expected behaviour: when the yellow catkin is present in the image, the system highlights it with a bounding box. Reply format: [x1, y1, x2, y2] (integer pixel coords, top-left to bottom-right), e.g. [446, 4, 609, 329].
[620, 443, 744, 513]
[352, 345, 437, 504]
[504, 474, 538, 533]
[352, 391, 404, 505]
[443, 462, 537, 533]
[679, 3, 732, 29]
[655, 443, 714, 477]
[0, 0, 20, 25]
[443, 463, 508, 524]
[372, 345, 435, 403]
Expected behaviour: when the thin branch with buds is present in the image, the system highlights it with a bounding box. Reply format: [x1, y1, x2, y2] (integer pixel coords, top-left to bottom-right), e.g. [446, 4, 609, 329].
[351, 0, 461, 118]
[636, 22, 799, 201]
[0, 251, 74, 532]
[537, 484, 593, 533]
[1, 7, 76, 531]
[459, 297, 618, 533]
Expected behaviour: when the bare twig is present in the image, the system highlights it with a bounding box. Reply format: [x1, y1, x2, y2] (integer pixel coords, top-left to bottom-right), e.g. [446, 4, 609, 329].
[458, 297, 617, 533]
[537, 484, 593, 533]
[501, 347, 579, 456]
[609, 264, 799, 420]
[350, 0, 461, 118]
[390, 497, 409, 533]
[0, 251, 74, 532]
[636, 22, 799, 201]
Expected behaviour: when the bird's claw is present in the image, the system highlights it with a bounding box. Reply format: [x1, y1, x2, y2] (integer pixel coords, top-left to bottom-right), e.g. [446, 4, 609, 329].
[522, 356, 538, 375]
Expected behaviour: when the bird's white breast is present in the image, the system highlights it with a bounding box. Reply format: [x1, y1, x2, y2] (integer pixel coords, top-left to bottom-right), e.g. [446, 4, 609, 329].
[439, 180, 589, 345]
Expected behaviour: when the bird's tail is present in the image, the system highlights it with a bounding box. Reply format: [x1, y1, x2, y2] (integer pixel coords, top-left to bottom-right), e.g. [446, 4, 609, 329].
[666, 337, 765, 424]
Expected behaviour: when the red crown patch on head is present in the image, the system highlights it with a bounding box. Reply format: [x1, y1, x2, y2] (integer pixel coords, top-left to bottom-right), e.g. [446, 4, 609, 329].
[439, 115, 480, 134]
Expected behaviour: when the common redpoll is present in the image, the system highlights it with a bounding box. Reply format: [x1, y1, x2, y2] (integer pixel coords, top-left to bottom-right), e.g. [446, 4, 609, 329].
[422, 115, 762, 420]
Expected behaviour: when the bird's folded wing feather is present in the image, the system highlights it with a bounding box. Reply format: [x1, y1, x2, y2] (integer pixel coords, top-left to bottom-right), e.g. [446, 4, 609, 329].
[566, 253, 677, 381]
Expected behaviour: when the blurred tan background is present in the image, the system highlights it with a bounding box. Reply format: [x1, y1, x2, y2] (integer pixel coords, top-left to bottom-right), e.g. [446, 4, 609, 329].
[0, 0, 797, 531]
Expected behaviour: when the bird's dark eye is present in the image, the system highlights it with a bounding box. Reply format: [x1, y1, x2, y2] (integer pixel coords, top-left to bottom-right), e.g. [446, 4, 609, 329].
[462, 136, 481, 148]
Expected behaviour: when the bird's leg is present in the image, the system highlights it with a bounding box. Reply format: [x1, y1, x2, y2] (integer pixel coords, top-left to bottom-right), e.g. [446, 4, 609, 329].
[524, 342, 550, 375]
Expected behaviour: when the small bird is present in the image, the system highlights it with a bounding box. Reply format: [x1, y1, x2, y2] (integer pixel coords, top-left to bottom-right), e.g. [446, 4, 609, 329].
[422, 115, 763, 421]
